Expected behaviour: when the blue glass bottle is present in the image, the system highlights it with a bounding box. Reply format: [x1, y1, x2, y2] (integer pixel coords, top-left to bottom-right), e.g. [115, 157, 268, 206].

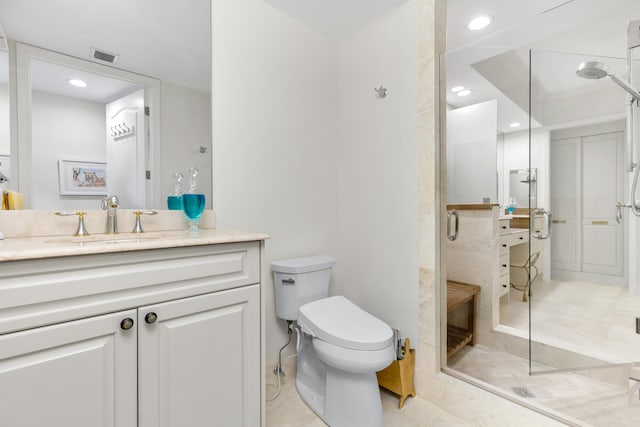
[182, 167, 206, 233]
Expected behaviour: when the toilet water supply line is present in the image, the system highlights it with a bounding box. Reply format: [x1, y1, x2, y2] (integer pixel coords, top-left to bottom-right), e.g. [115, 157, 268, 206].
[266, 320, 300, 402]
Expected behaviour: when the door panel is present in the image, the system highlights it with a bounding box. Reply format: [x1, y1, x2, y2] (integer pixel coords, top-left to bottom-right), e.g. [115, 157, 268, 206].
[581, 132, 624, 276]
[0, 310, 137, 427]
[583, 223, 624, 275]
[138, 284, 260, 427]
[550, 223, 579, 269]
[550, 138, 581, 271]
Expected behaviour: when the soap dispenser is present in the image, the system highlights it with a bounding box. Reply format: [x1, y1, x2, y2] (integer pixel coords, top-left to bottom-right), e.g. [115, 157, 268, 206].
[167, 172, 184, 210]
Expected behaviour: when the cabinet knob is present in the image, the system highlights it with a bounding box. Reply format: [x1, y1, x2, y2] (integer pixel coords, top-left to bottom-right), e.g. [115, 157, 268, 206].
[120, 318, 134, 330]
[502, 264, 507, 268]
[145, 312, 158, 324]
[502, 284, 507, 288]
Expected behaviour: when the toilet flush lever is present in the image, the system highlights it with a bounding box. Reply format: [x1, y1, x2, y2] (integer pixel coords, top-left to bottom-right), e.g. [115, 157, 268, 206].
[282, 278, 295, 285]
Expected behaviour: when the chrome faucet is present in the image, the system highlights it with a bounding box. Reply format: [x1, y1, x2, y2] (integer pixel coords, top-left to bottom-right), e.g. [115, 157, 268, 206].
[101, 195, 119, 234]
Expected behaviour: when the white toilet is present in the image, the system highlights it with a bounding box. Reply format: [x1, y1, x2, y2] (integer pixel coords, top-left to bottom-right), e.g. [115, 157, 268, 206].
[272, 255, 395, 427]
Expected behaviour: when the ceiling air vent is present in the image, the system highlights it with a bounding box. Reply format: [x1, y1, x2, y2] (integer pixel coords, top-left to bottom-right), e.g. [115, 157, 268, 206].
[90, 47, 119, 64]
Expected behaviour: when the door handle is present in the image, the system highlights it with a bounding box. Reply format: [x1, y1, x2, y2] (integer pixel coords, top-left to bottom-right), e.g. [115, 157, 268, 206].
[531, 209, 552, 239]
[447, 210, 459, 241]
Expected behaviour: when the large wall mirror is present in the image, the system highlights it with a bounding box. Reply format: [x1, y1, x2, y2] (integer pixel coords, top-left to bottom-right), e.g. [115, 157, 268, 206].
[0, 0, 212, 210]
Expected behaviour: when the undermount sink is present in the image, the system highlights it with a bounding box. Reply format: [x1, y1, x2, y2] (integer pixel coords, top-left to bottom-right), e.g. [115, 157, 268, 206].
[45, 233, 167, 245]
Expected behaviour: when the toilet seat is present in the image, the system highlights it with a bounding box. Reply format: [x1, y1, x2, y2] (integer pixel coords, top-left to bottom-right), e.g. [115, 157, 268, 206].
[297, 295, 393, 351]
[312, 337, 395, 374]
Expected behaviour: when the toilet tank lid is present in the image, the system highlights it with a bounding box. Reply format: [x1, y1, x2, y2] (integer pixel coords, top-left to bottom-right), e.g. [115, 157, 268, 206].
[271, 255, 335, 274]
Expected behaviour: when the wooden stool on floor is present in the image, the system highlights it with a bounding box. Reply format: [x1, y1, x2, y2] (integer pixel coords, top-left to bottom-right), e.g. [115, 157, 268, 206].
[446, 280, 481, 357]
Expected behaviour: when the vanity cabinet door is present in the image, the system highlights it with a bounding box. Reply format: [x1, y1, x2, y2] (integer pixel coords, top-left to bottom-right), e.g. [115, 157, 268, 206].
[138, 284, 260, 427]
[0, 310, 137, 427]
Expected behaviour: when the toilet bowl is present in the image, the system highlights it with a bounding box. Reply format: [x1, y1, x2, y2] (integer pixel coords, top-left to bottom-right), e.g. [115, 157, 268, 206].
[272, 256, 395, 427]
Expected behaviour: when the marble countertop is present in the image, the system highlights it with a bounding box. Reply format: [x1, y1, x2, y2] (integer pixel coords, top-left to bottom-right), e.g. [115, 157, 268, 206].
[507, 228, 529, 235]
[0, 228, 269, 261]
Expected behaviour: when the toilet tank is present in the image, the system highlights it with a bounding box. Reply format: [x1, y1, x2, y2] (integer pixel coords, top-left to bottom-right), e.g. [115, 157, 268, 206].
[271, 255, 335, 321]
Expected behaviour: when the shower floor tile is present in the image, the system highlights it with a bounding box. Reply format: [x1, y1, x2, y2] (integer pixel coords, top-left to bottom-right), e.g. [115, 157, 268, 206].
[448, 344, 640, 426]
[501, 279, 640, 363]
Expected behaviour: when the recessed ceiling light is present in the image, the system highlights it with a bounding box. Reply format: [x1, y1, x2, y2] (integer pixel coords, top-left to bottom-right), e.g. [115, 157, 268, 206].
[68, 79, 87, 88]
[457, 89, 472, 97]
[468, 15, 492, 31]
[451, 86, 465, 93]
[509, 122, 521, 128]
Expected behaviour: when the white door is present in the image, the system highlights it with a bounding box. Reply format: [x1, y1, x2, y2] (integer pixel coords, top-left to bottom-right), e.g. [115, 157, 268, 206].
[550, 137, 581, 272]
[581, 132, 624, 276]
[138, 284, 260, 427]
[106, 89, 146, 208]
[0, 310, 137, 427]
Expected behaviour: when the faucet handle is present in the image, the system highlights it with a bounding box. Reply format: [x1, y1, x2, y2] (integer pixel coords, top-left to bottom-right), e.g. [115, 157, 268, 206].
[55, 211, 90, 236]
[101, 195, 119, 210]
[131, 210, 158, 234]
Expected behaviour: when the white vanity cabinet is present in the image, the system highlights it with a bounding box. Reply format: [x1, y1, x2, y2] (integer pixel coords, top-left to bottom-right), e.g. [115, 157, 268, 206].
[0, 309, 138, 426]
[138, 284, 260, 427]
[0, 240, 263, 427]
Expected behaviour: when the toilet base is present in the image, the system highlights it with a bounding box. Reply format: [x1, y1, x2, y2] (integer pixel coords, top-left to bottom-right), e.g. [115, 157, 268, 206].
[296, 334, 385, 427]
[324, 368, 384, 427]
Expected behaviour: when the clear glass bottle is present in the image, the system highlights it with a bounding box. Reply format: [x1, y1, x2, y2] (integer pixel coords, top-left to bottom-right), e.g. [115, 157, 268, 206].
[167, 172, 184, 210]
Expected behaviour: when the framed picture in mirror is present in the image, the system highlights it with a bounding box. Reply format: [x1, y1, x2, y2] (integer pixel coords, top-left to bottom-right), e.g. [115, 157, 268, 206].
[58, 160, 107, 196]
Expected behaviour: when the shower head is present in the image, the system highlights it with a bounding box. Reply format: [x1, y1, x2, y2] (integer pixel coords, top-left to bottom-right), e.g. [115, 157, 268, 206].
[576, 61, 640, 101]
[576, 61, 609, 79]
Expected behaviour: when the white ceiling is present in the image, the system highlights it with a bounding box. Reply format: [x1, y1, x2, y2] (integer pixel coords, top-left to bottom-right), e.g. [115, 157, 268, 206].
[262, 0, 408, 39]
[1, 0, 639, 123]
[0, 0, 210, 97]
[446, 0, 640, 133]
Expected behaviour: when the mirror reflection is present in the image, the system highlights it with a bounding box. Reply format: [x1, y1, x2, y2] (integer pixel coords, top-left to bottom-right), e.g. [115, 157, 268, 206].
[0, 0, 212, 210]
[0, 51, 9, 183]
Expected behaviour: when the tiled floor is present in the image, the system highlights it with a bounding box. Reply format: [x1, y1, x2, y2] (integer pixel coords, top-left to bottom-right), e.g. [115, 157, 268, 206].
[265, 358, 474, 427]
[448, 344, 640, 426]
[266, 279, 640, 426]
[445, 279, 640, 426]
[501, 279, 640, 363]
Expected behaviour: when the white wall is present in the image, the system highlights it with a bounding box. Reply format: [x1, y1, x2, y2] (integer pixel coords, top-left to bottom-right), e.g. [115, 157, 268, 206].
[211, 0, 338, 363]
[160, 82, 212, 208]
[212, 0, 420, 362]
[446, 99, 497, 203]
[335, 1, 419, 348]
[31, 91, 105, 210]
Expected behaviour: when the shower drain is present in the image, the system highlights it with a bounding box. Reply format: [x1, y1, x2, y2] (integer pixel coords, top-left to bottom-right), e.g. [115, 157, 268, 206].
[512, 387, 535, 398]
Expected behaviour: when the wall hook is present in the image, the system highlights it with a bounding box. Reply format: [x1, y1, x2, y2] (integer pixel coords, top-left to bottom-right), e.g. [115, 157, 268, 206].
[374, 86, 388, 98]
[200, 146, 207, 154]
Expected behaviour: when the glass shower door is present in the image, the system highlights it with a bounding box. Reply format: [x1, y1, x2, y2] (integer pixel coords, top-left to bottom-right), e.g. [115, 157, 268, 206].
[528, 48, 640, 423]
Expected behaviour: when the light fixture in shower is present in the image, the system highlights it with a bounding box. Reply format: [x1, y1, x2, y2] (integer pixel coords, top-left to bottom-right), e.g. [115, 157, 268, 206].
[457, 89, 472, 96]
[509, 122, 521, 128]
[451, 86, 465, 93]
[468, 15, 492, 31]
